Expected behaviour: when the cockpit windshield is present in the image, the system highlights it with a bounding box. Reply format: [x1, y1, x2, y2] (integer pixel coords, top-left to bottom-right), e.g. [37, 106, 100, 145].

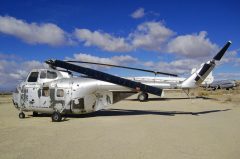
[40, 71, 47, 79]
[27, 72, 39, 82]
[47, 71, 57, 79]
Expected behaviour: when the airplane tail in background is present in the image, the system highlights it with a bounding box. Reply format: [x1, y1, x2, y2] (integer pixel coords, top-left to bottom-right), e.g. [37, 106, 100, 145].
[202, 71, 214, 85]
[181, 41, 232, 89]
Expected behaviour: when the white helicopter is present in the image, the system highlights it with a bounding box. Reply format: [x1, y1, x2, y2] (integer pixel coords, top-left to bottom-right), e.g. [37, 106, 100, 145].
[12, 41, 232, 122]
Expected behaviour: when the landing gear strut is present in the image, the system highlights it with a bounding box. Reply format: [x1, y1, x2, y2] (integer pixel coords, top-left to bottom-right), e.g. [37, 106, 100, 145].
[138, 92, 148, 102]
[19, 112, 25, 119]
[51, 112, 62, 122]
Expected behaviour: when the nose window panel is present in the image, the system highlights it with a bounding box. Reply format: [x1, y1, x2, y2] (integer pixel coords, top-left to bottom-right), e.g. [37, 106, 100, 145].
[27, 72, 39, 82]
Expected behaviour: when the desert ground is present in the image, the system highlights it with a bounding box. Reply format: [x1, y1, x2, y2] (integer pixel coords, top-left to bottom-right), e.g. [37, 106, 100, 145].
[0, 89, 240, 159]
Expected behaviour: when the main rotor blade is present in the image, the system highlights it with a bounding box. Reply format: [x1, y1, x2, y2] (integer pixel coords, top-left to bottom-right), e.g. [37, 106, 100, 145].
[46, 60, 163, 96]
[65, 60, 178, 77]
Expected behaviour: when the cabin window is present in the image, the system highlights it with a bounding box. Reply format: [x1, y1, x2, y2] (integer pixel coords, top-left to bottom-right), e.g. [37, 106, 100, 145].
[56, 89, 64, 97]
[42, 87, 50, 97]
[27, 72, 39, 82]
[47, 71, 57, 79]
[40, 71, 47, 79]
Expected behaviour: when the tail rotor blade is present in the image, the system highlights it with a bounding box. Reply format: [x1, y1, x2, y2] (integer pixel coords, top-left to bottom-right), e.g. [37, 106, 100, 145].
[213, 41, 232, 61]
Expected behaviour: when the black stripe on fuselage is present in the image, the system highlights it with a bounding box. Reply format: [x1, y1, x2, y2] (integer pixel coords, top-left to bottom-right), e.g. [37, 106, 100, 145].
[195, 63, 212, 81]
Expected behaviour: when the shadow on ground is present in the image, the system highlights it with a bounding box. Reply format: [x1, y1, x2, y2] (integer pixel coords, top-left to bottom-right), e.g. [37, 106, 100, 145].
[29, 108, 231, 120]
[125, 96, 217, 102]
[70, 108, 231, 118]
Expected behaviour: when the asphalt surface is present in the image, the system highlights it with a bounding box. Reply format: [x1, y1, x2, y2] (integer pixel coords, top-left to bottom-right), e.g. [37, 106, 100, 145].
[0, 93, 240, 159]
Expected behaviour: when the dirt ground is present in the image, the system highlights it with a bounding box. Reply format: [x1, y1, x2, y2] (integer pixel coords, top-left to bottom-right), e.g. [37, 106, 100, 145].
[0, 91, 240, 159]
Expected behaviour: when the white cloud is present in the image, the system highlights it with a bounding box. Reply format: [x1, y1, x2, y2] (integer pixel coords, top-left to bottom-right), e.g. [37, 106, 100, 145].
[111, 55, 138, 63]
[219, 49, 240, 66]
[0, 15, 235, 64]
[143, 48, 240, 76]
[1, 51, 238, 91]
[67, 53, 115, 65]
[130, 21, 175, 50]
[0, 56, 46, 90]
[144, 59, 200, 75]
[0, 15, 221, 59]
[65, 53, 138, 69]
[74, 29, 132, 52]
[66, 53, 200, 75]
[215, 72, 240, 80]
[131, 8, 145, 19]
[0, 16, 69, 46]
[65, 53, 203, 76]
[167, 31, 218, 58]
[74, 21, 174, 52]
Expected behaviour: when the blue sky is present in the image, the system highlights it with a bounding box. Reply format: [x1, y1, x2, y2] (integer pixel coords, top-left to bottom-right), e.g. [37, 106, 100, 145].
[0, 0, 239, 90]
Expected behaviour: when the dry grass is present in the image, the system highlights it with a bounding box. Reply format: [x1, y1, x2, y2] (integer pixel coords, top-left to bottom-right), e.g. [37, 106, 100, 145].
[196, 85, 240, 103]
[0, 95, 12, 104]
[0, 92, 12, 95]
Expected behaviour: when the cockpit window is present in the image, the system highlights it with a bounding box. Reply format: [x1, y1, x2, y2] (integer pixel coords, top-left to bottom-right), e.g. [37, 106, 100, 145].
[47, 71, 57, 79]
[27, 72, 39, 82]
[40, 71, 47, 79]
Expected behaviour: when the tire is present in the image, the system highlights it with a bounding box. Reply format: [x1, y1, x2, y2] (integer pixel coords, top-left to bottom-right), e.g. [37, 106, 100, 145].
[19, 112, 25, 119]
[51, 112, 62, 122]
[146, 93, 149, 99]
[33, 111, 38, 117]
[138, 92, 148, 102]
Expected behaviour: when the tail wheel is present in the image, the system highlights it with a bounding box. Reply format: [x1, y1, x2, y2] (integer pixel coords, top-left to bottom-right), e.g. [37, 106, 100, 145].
[19, 112, 25, 119]
[51, 112, 62, 122]
[138, 92, 148, 102]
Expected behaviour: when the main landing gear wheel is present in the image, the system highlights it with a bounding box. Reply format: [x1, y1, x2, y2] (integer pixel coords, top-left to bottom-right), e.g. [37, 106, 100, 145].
[51, 112, 62, 122]
[138, 92, 148, 102]
[19, 112, 25, 119]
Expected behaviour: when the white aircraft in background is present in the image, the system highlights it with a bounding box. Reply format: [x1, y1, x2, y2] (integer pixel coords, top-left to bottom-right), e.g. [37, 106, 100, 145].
[12, 41, 231, 122]
[130, 71, 214, 88]
[205, 79, 237, 90]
